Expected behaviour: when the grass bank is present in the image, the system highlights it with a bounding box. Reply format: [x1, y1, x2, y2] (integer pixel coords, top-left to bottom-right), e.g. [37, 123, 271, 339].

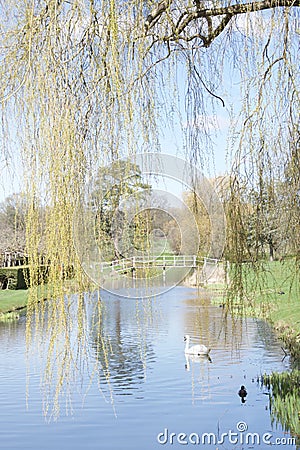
[250, 259, 300, 358]
[0, 278, 83, 320]
[0, 289, 28, 314]
[208, 259, 300, 357]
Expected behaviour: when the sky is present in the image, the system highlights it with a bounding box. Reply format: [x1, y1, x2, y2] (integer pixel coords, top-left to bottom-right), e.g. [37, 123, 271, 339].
[0, 8, 254, 205]
[156, 74, 239, 183]
[1, 3, 296, 206]
[0, 77, 234, 204]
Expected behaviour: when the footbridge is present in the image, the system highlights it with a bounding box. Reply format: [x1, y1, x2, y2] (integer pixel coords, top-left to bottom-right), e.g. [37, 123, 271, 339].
[97, 255, 221, 274]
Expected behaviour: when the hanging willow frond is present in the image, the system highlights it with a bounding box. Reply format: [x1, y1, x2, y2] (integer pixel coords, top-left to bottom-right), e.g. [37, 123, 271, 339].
[0, 0, 299, 415]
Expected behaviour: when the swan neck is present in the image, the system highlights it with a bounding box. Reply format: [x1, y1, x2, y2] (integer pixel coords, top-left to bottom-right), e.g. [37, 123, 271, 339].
[185, 336, 190, 352]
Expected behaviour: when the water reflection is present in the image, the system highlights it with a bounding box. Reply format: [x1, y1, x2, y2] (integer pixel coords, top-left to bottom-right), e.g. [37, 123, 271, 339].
[0, 286, 296, 450]
[183, 292, 246, 354]
[90, 294, 157, 397]
[185, 353, 212, 371]
[0, 312, 26, 346]
[100, 268, 190, 298]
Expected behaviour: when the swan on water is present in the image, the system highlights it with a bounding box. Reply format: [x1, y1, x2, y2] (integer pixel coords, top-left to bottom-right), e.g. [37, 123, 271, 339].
[184, 335, 210, 356]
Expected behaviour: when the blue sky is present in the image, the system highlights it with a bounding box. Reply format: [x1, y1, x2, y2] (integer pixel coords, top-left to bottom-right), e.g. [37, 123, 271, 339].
[0, 6, 296, 206]
[0, 85, 234, 205]
[0, 18, 246, 205]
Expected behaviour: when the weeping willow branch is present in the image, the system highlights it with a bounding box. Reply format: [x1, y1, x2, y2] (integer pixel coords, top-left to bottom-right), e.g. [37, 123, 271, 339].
[193, 64, 225, 107]
[145, 0, 300, 47]
[0, 0, 298, 415]
[0, 0, 297, 341]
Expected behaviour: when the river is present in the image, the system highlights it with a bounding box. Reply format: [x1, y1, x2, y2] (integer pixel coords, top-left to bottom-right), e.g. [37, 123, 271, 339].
[0, 286, 296, 449]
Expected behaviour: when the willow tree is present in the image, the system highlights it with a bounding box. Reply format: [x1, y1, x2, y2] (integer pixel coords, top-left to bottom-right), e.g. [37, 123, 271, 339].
[0, 0, 298, 281]
[0, 0, 299, 415]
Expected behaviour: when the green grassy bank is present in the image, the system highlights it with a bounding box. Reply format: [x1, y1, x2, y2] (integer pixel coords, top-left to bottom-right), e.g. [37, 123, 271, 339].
[237, 260, 299, 320]
[208, 259, 300, 357]
[0, 279, 82, 320]
[0, 289, 28, 314]
[251, 259, 300, 357]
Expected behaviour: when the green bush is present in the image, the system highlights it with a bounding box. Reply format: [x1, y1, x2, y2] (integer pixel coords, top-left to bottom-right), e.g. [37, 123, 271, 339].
[0, 267, 28, 290]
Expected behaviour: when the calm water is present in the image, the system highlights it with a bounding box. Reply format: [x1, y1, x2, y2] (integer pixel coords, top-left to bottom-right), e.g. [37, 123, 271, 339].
[0, 286, 296, 450]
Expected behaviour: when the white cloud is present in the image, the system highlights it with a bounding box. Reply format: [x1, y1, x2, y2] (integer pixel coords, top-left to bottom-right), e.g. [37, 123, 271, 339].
[185, 114, 230, 132]
[232, 11, 279, 39]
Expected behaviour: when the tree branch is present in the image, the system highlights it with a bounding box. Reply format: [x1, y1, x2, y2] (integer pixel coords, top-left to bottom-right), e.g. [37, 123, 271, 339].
[196, 0, 300, 19]
[176, 0, 300, 34]
[172, 13, 233, 47]
[145, 0, 174, 31]
[145, 0, 300, 46]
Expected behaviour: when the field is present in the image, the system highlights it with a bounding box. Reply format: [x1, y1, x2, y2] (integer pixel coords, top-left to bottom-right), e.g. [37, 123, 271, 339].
[238, 259, 300, 328]
[0, 289, 28, 314]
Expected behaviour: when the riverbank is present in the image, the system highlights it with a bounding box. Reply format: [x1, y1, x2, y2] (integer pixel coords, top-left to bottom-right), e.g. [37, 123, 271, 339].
[206, 259, 300, 358]
[0, 289, 28, 315]
[0, 279, 84, 319]
[1, 260, 299, 357]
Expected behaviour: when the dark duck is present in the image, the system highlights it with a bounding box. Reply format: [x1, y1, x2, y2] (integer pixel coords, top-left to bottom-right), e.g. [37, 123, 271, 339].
[238, 385, 247, 403]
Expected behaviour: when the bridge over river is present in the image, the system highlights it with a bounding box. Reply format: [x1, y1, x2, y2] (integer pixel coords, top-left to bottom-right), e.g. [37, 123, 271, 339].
[95, 255, 222, 276]
[84, 254, 225, 294]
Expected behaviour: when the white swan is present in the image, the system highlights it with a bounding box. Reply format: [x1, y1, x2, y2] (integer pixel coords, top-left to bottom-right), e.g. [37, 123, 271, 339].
[184, 335, 210, 356]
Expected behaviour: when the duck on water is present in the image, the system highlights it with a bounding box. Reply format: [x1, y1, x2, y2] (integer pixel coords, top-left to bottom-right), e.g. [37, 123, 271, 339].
[238, 385, 247, 403]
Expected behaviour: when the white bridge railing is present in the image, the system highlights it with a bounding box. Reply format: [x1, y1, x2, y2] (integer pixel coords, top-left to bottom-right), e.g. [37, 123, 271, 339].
[94, 255, 220, 273]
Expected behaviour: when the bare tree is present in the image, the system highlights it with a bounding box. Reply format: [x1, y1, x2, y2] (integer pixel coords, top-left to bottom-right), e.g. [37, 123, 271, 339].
[0, 193, 27, 255]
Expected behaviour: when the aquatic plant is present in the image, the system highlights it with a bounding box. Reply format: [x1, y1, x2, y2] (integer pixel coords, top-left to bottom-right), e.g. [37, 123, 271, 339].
[262, 371, 300, 443]
[0, 311, 20, 321]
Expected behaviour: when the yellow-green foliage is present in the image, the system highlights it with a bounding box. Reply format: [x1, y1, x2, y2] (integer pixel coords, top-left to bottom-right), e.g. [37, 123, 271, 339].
[262, 371, 300, 440]
[0, 0, 299, 419]
[0, 311, 20, 321]
[0, 1, 298, 298]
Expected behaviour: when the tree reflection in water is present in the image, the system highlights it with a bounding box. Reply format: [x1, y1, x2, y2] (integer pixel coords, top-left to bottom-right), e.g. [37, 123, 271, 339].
[262, 370, 300, 447]
[26, 291, 94, 420]
[90, 295, 156, 398]
[26, 290, 158, 420]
